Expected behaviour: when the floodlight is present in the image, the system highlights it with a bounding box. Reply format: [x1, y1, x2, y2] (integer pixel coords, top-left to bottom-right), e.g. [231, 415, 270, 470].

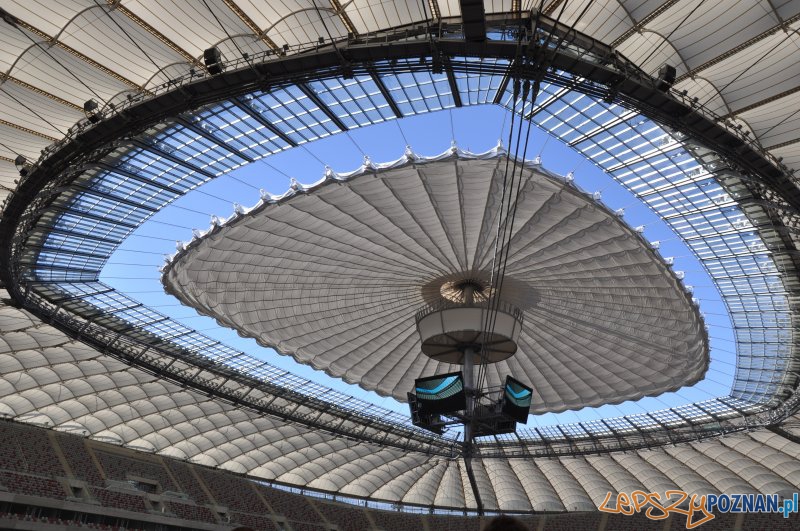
[14, 155, 27, 177]
[204, 47, 224, 75]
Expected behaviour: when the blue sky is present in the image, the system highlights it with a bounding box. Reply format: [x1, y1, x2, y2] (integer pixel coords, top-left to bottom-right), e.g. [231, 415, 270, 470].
[102, 104, 736, 429]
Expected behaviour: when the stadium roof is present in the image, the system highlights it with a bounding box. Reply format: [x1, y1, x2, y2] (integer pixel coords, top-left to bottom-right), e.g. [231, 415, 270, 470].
[162, 147, 709, 411]
[1, 0, 800, 513]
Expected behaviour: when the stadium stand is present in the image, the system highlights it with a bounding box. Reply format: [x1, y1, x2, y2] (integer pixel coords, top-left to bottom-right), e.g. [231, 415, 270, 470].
[196, 467, 271, 515]
[311, 499, 371, 531]
[368, 507, 425, 531]
[0, 471, 66, 499]
[166, 500, 219, 524]
[259, 485, 325, 525]
[94, 451, 177, 492]
[163, 460, 212, 504]
[228, 511, 278, 530]
[0, 422, 65, 477]
[89, 487, 148, 513]
[0, 419, 798, 529]
[55, 433, 105, 486]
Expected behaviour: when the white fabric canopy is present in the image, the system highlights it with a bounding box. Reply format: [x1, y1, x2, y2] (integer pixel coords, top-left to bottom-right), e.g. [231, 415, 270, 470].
[163, 148, 708, 412]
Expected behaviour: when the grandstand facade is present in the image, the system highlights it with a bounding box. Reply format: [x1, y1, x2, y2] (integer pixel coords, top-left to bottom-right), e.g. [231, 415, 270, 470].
[0, 1, 799, 529]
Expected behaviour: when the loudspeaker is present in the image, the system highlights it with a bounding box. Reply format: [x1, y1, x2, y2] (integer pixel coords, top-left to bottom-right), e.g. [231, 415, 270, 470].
[432, 55, 443, 75]
[656, 64, 676, 92]
[204, 47, 224, 75]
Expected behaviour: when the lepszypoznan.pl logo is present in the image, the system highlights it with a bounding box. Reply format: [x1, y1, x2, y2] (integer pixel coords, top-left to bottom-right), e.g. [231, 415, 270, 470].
[598, 490, 799, 529]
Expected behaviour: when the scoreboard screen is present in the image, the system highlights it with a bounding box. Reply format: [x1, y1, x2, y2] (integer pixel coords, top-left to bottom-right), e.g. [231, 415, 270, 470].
[502, 376, 533, 423]
[413, 372, 467, 415]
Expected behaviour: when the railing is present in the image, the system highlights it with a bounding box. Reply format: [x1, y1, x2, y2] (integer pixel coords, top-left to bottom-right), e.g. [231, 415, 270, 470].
[414, 299, 524, 324]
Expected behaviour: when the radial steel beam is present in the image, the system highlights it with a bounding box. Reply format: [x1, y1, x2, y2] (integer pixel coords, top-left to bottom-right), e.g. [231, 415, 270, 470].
[232, 97, 298, 147]
[2, 10, 144, 92]
[367, 68, 403, 118]
[130, 139, 217, 181]
[675, 12, 800, 84]
[221, 0, 281, 52]
[46, 204, 140, 230]
[111, 1, 203, 67]
[0, 74, 83, 111]
[444, 58, 463, 107]
[610, 0, 679, 48]
[94, 160, 185, 195]
[177, 117, 255, 163]
[298, 83, 348, 131]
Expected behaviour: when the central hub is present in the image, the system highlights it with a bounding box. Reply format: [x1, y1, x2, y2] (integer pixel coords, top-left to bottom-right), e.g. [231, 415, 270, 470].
[439, 278, 494, 304]
[421, 271, 540, 311]
[412, 279, 528, 440]
[414, 286, 523, 364]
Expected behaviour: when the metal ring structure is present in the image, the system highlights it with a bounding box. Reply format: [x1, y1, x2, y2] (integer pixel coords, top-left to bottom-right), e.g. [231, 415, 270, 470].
[0, 12, 798, 462]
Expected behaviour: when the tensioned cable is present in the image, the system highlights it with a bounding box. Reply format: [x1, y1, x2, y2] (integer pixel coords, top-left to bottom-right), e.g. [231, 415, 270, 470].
[100, 1, 162, 72]
[169, 204, 214, 217]
[637, 0, 706, 73]
[498, 108, 510, 140]
[0, 140, 19, 157]
[474, 77, 521, 401]
[394, 119, 410, 146]
[309, 0, 368, 159]
[704, 30, 787, 109]
[477, 122, 532, 395]
[298, 144, 327, 166]
[477, 0, 591, 394]
[475, 1, 546, 393]
[214, 169, 259, 191]
[191, 188, 239, 204]
[199, 0, 281, 193]
[128, 234, 177, 242]
[0, 86, 66, 135]
[111, 249, 164, 256]
[477, 99, 525, 389]
[201, 0, 251, 65]
[417, 0, 433, 37]
[344, 130, 367, 157]
[752, 101, 800, 140]
[567, 155, 588, 174]
[482, 79, 535, 352]
[536, 131, 551, 157]
[5, 16, 107, 103]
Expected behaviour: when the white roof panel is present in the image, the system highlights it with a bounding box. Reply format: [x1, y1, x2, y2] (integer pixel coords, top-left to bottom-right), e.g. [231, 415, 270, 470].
[698, 20, 800, 111]
[647, 0, 777, 70]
